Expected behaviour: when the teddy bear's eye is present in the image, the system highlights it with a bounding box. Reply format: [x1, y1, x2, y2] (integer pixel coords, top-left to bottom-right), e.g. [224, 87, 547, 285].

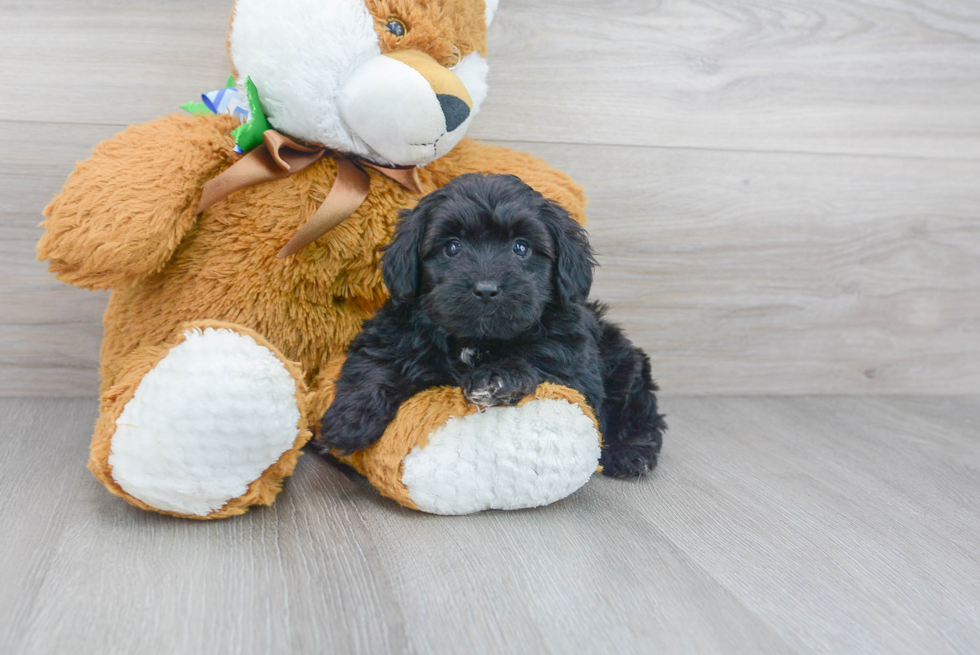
[386, 18, 406, 39]
[448, 45, 462, 70]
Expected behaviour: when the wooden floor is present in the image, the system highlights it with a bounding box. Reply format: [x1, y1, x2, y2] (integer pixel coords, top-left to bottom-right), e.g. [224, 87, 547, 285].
[1, 395, 978, 654]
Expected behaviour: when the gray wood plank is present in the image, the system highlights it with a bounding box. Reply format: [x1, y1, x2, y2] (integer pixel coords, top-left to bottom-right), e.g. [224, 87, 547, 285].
[0, 166, 106, 397]
[0, 1, 233, 130]
[2, 396, 979, 654]
[3, 0, 979, 398]
[12, 440, 412, 654]
[4, 397, 789, 655]
[2, 0, 979, 159]
[550, 142, 980, 396]
[0, 398, 94, 653]
[631, 395, 980, 655]
[476, 0, 980, 159]
[345, 479, 791, 655]
[5, 121, 979, 396]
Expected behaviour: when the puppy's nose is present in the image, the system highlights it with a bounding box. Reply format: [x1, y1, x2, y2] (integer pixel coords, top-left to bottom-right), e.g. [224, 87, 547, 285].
[473, 281, 500, 301]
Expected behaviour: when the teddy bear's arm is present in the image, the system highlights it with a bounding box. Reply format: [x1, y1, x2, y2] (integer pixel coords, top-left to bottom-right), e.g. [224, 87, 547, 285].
[38, 113, 240, 290]
[437, 139, 589, 225]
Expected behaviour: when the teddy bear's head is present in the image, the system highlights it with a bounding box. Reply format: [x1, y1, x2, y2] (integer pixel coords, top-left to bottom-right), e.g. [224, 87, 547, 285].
[229, 0, 497, 167]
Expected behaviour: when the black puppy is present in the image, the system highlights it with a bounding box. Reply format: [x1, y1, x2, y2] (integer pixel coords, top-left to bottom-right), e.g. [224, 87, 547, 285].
[316, 173, 665, 477]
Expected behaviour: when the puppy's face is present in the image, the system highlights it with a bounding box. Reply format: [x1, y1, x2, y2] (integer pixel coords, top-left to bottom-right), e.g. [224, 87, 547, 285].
[383, 174, 594, 340]
[420, 192, 555, 340]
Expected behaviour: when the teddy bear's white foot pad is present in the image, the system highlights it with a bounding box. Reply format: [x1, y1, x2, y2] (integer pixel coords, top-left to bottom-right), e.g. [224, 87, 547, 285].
[109, 328, 301, 517]
[401, 399, 600, 515]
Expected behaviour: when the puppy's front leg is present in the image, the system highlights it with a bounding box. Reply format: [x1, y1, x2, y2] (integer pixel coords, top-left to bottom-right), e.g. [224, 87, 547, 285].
[461, 360, 543, 407]
[317, 365, 413, 455]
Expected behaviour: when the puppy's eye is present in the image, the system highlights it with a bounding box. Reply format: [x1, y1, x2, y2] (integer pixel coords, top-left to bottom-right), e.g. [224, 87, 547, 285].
[444, 239, 462, 257]
[386, 18, 407, 38]
[512, 240, 530, 257]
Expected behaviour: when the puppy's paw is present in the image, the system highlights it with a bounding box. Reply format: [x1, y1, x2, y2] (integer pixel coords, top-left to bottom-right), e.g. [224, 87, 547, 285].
[599, 442, 660, 479]
[462, 367, 538, 408]
[316, 411, 385, 456]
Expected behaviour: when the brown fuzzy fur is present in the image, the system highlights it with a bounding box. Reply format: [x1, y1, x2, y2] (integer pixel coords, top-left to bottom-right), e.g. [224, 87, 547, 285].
[366, 0, 489, 61]
[38, 114, 587, 517]
[39, 113, 586, 397]
[39, 0, 590, 518]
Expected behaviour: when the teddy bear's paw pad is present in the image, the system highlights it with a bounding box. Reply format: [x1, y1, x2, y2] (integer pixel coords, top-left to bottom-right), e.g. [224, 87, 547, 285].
[401, 399, 600, 515]
[108, 328, 301, 517]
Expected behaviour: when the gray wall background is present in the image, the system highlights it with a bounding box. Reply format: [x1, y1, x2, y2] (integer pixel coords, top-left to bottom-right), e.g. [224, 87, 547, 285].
[2, 0, 978, 396]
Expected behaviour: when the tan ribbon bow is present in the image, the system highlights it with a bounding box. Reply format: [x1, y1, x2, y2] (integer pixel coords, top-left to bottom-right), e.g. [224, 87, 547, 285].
[196, 130, 423, 258]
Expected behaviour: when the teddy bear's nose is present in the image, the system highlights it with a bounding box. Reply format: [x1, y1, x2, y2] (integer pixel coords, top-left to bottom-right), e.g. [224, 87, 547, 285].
[437, 94, 470, 132]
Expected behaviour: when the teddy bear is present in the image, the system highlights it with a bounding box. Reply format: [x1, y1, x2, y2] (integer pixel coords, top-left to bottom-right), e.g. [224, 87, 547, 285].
[37, 0, 602, 519]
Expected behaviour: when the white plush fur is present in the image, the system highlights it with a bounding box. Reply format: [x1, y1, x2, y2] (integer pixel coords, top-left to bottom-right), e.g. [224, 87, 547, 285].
[485, 0, 499, 26]
[230, 0, 381, 158]
[401, 399, 601, 515]
[230, 0, 490, 167]
[109, 328, 301, 517]
[338, 51, 488, 164]
[453, 52, 490, 115]
[338, 55, 466, 165]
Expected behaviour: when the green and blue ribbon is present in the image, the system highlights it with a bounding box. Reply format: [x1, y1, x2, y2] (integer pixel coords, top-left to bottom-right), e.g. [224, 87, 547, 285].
[182, 75, 271, 154]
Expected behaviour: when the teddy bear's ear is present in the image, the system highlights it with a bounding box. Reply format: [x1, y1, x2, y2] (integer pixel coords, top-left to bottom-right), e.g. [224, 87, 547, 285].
[485, 0, 499, 27]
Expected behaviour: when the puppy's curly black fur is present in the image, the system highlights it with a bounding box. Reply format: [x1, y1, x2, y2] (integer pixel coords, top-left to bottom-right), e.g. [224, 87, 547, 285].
[316, 173, 665, 478]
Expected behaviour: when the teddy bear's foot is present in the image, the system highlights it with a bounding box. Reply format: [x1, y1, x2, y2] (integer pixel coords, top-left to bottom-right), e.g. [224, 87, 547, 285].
[92, 322, 310, 519]
[324, 382, 601, 515]
[402, 395, 601, 514]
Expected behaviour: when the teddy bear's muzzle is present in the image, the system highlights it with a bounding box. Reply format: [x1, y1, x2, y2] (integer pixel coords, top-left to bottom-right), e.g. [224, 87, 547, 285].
[338, 49, 475, 167]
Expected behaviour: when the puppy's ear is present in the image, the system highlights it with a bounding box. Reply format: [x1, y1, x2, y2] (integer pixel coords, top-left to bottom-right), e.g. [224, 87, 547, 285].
[541, 201, 596, 305]
[382, 204, 429, 304]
